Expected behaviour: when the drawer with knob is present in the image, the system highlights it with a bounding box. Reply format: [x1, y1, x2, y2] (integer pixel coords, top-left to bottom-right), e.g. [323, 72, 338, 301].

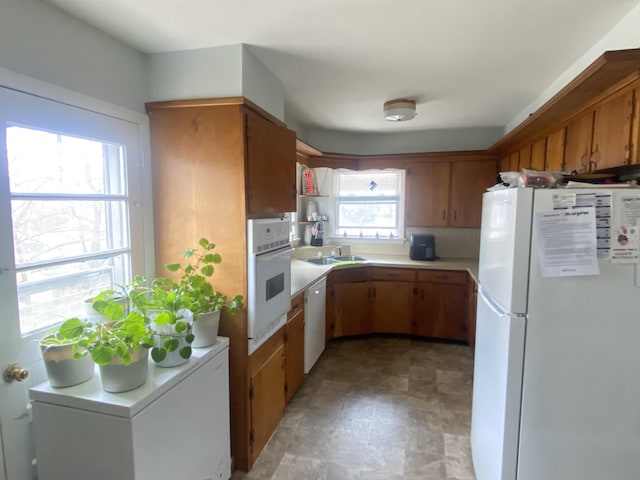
[417, 270, 467, 285]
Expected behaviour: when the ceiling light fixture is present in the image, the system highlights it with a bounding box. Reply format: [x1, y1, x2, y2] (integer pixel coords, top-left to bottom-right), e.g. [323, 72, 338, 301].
[383, 98, 417, 122]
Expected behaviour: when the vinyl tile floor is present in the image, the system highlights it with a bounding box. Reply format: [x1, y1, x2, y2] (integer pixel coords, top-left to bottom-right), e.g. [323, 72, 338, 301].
[232, 335, 477, 480]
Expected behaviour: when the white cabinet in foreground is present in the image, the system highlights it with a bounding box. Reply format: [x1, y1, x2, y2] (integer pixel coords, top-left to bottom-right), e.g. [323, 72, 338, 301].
[30, 338, 231, 480]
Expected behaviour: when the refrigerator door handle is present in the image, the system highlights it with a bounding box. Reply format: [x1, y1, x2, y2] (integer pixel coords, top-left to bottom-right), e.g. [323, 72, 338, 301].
[479, 286, 512, 317]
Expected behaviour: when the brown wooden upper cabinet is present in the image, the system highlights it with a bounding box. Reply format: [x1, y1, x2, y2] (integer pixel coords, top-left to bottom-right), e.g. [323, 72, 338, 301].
[518, 145, 532, 170]
[591, 89, 636, 170]
[146, 99, 297, 218]
[508, 151, 520, 171]
[406, 159, 496, 228]
[245, 109, 297, 214]
[405, 162, 450, 227]
[544, 127, 566, 171]
[564, 90, 636, 173]
[449, 160, 498, 227]
[504, 86, 638, 174]
[564, 110, 594, 173]
[530, 137, 547, 170]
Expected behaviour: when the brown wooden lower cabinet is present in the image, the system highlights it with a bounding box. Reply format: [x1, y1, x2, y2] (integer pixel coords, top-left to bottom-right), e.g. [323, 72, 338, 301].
[328, 268, 372, 339]
[371, 281, 414, 334]
[415, 270, 468, 341]
[248, 342, 285, 465]
[327, 267, 473, 343]
[284, 294, 305, 403]
[247, 293, 307, 465]
[331, 282, 371, 337]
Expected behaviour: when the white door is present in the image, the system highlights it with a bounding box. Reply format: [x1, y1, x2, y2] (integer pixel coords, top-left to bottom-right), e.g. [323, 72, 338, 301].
[0, 87, 147, 479]
[471, 288, 526, 480]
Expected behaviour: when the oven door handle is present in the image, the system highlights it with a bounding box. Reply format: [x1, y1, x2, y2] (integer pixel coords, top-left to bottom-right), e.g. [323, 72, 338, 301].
[255, 246, 294, 263]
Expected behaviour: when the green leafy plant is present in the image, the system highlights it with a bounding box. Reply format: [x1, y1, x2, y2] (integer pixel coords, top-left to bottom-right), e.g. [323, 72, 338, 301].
[126, 276, 194, 364]
[56, 313, 154, 366]
[40, 321, 86, 347]
[166, 237, 244, 319]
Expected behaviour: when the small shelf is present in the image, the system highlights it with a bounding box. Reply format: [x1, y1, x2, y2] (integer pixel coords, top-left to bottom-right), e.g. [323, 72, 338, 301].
[299, 194, 327, 198]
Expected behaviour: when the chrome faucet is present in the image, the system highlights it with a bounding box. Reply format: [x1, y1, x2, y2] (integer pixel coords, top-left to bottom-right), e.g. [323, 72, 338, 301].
[337, 245, 343, 256]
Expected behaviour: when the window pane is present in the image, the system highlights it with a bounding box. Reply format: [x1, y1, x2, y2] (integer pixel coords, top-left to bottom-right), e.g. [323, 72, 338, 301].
[335, 169, 404, 239]
[16, 254, 130, 334]
[11, 199, 128, 266]
[6, 124, 132, 335]
[338, 171, 400, 197]
[7, 126, 125, 195]
[338, 202, 398, 228]
[337, 202, 399, 238]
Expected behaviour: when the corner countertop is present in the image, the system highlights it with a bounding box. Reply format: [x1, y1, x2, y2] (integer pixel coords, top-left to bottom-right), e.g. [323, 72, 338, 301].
[291, 254, 479, 298]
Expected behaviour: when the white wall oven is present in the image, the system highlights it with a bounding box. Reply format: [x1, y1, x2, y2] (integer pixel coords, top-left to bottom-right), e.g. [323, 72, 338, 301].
[247, 217, 293, 354]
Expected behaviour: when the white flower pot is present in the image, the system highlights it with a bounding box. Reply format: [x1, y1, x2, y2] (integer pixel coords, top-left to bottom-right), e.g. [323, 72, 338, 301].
[191, 310, 220, 348]
[98, 348, 149, 393]
[82, 296, 129, 324]
[40, 339, 94, 388]
[150, 309, 193, 368]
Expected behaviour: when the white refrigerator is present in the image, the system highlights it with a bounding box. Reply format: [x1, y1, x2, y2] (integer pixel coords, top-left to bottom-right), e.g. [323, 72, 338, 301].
[471, 187, 640, 480]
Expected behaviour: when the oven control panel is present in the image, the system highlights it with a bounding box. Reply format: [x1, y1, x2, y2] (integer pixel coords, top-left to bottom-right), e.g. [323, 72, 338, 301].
[248, 217, 291, 254]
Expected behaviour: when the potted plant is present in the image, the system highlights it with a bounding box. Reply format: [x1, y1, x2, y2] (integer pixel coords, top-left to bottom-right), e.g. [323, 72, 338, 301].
[56, 301, 155, 392]
[128, 275, 195, 367]
[39, 320, 95, 388]
[81, 290, 129, 324]
[166, 237, 244, 348]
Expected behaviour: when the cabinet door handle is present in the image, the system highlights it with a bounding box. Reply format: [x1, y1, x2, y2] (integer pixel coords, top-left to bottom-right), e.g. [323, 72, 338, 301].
[442, 210, 446, 220]
[590, 146, 600, 170]
[373, 287, 376, 298]
[454, 210, 457, 221]
[580, 153, 589, 173]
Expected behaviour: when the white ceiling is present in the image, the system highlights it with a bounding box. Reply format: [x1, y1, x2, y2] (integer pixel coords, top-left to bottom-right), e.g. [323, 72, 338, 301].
[44, 0, 640, 134]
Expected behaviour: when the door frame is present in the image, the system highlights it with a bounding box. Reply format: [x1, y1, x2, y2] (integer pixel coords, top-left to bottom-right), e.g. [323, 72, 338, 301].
[0, 66, 154, 479]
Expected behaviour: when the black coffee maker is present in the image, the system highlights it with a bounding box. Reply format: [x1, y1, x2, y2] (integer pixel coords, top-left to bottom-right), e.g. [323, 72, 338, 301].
[409, 234, 438, 261]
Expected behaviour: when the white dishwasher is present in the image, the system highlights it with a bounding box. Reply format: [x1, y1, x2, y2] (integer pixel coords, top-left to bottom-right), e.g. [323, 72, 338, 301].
[304, 276, 326, 373]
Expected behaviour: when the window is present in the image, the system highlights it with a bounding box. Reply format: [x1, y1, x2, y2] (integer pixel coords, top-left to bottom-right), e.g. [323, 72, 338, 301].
[0, 87, 146, 336]
[334, 169, 405, 239]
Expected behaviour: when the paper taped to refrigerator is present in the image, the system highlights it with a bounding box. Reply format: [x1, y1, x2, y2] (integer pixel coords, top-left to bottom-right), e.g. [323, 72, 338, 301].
[611, 195, 640, 263]
[535, 207, 599, 277]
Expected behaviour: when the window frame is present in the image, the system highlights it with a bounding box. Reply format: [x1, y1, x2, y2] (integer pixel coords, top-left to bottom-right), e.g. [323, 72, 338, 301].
[333, 168, 406, 240]
[0, 85, 153, 339]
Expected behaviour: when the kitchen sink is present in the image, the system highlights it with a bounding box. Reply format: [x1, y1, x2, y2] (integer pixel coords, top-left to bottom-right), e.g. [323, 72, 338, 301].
[302, 257, 340, 265]
[302, 254, 367, 265]
[332, 255, 367, 262]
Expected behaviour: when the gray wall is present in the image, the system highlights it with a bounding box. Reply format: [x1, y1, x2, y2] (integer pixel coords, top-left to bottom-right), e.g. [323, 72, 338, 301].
[242, 46, 285, 121]
[149, 44, 285, 121]
[300, 126, 504, 155]
[0, 0, 148, 113]
[149, 45, 243, 103]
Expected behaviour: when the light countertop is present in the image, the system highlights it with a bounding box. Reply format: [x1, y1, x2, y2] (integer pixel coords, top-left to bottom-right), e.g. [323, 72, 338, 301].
[291, 254, 479, 298]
